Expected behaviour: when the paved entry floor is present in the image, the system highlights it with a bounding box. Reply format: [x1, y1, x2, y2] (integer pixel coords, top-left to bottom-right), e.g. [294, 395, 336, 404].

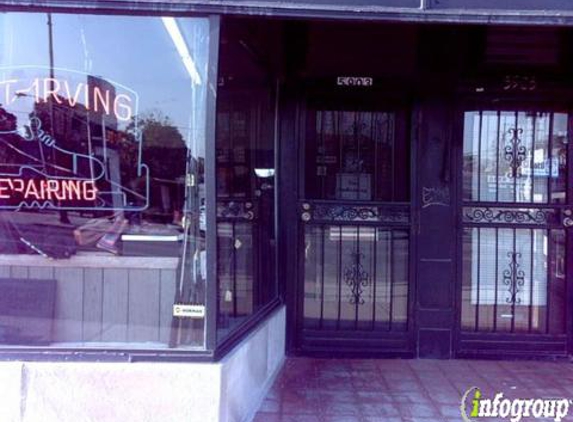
[252, 357, 573, 422]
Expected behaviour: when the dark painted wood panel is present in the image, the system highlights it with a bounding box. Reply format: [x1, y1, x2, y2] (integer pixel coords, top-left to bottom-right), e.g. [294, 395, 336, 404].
[416, 308, 454, 327]
[418, 329, 452, 358]
[415, 100, 456, 358]
[417, 261, 452, 308]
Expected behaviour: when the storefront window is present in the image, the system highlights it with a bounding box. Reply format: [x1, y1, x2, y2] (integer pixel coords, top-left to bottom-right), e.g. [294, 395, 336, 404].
[0, 12, 214, 350]
[215, 19, 279, 341]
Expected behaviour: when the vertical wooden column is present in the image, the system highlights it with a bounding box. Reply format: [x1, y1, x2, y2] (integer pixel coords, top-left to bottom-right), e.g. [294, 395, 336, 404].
[279, 83, 302, 354]
[414, 99, 457, 358]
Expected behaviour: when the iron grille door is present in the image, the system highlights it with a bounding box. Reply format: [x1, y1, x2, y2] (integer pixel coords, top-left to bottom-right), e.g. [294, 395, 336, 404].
[457, 109, 572, 357]
[297, 105, 413, 356]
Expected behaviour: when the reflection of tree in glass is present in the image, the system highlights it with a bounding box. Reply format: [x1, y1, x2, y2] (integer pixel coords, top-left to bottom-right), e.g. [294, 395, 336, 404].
[127, 110, 186, 179]
[127, 110, 187, 220]
[0, 107, 20, 165]
[130, 111, 185, 148]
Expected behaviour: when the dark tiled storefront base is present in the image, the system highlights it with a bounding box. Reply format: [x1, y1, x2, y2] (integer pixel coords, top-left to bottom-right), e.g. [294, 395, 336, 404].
[253, 357, 573, 422]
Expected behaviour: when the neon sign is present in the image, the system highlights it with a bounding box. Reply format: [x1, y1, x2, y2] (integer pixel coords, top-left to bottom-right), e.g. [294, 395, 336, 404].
[0, 66, 149, 211]
[0, 77, 133, 121]
[0, 178, 98, 207]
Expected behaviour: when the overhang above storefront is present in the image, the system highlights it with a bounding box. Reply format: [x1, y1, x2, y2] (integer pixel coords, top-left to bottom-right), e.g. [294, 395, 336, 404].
[6, 0, 573, 26]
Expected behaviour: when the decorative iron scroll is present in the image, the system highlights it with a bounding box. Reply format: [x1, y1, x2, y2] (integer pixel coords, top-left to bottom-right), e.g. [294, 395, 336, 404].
[504, 127, 527, 178]
[344, 251, 369, 305]
[463, 207, 556, 225]
[503, 252, 525, 305]
[310, 204, 409, 224]
[217, 201, 256, 220]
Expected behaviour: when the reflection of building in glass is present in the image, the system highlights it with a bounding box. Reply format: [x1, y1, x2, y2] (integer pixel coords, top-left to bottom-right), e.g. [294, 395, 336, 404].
[0, 72, 149, 211]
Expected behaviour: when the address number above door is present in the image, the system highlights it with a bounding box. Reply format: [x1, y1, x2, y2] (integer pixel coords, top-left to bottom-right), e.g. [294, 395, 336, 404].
[503, 75, 537, 92]
[337, 77, 373, 87]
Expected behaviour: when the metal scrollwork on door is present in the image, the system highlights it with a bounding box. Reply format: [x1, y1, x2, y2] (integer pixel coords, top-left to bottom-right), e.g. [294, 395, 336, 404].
[503, 252, 525, 305]
[463, 207, 555, 226]
[310, 203, 409, 224]
[505, 127, 527, 178]
[316, 206, 378, 221]
[344, 252, 369, 305]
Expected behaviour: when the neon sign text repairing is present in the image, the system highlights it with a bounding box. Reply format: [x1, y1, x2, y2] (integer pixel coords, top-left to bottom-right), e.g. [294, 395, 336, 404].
[0, 178, 98, 204]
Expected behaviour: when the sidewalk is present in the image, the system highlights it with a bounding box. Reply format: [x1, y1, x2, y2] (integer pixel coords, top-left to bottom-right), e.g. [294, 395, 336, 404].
[252, 357, 573, 422]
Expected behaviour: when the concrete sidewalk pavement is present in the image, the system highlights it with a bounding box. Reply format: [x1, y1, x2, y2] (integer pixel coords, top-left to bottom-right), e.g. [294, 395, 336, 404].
[252, 357, 573, 422]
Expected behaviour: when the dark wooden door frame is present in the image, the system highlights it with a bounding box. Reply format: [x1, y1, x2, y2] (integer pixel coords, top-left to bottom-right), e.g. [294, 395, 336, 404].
[284, 84, 417, 357]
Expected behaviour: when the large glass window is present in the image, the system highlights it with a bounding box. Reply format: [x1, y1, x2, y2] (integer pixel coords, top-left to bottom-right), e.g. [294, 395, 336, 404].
[215, 19, 279, 341]
[0, 12, 214, 350]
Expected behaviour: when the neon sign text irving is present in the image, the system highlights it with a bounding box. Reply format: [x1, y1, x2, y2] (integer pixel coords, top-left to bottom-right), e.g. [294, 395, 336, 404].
[0, 77, 133, 121]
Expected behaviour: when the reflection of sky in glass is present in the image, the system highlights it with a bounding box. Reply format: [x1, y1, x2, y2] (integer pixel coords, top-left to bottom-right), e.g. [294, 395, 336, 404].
[0, 12, 209, 157]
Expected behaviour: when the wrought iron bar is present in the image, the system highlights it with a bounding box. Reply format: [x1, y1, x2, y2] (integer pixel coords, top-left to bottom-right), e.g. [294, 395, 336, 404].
[513, 113, 519, 202]
[232, 221, 238, 317]
[505, 127, 526, 179]
[546, 229, 552, 334]
[496, 111, 501, 202]
[528, 229, 534, 333]
[494, 228, 499, 332]
[337, 225, 342, 329]
[372, 113, 378, 201]
[547, 114, 554, 204]
[503, 250, 525, 306]
[478, 111, 483, 202]
[511, 229, 517, 332]
[319, 226, 325, 329]
[356, 226, 361, 327]
[391, 113, 395, 201]
[344, 251, 369, 306]
[530, 114, 536, 203]
[389, 229, 395, 331]
[404, 230, 410, 332]
[356, 112, 362, 202]
[475, 228, 481, 332]
[371, 227, 377, 330]
[319, 111, 326, 199]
